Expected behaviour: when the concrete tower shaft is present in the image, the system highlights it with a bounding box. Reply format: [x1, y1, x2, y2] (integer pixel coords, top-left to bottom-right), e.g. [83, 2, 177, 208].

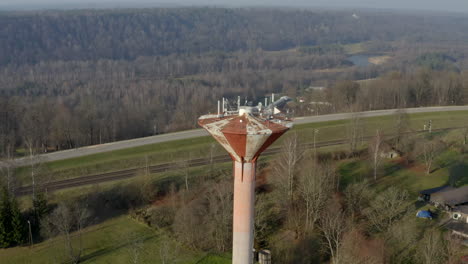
[199, 111, 291, 264]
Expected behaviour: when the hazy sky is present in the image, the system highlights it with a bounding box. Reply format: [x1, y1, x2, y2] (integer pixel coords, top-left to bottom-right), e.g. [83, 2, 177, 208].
[1, 0, 468, 13]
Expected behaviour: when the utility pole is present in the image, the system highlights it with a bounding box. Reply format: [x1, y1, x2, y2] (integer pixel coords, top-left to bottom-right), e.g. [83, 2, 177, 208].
[27, 220, 33, 248]
[313, 129, 319, 159]
[145, 155, 149, 176]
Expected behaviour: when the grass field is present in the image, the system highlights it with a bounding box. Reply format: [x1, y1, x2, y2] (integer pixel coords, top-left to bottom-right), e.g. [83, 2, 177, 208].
[0, 215, 230, 264]
[339, 144, 468, 196]
[15, 110, 468, 185]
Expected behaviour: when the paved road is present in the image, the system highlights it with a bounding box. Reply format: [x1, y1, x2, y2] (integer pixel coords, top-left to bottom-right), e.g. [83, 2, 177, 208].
[15, 125, 467, 196]
[9, 105, 468, 166]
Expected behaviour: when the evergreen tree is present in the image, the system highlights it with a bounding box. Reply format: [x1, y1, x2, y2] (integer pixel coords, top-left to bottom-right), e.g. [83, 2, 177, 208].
[32, 192, 49, 238]
[0, 187, 13, 247]
[10, 196, 25, 245]
[33, 193, 49, 221]
[0, 187, 25, 247]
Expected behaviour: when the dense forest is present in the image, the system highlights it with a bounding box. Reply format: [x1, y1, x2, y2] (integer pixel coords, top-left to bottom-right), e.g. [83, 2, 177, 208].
[3, 8, 468, 65]
[2, 8, 468, 157]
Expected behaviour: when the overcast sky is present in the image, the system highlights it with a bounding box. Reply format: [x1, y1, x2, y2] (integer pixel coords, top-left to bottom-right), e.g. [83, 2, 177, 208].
[1, 0, 468, 13]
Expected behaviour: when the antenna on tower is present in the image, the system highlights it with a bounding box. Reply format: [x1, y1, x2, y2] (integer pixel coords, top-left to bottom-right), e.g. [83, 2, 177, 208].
[222, 97, 225, 114]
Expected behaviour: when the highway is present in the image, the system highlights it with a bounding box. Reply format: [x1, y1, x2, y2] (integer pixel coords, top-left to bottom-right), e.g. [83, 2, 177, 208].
[15, 125, 467, 196]
[10, 105, 468, 167]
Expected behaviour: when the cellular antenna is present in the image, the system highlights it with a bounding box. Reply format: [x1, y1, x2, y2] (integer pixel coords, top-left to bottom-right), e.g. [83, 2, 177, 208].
[222, 97, 225, 114]
[198, 97, 292, 264]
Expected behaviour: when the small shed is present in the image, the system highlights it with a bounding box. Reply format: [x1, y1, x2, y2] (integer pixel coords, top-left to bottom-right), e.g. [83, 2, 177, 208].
[379, 142, 400, 159]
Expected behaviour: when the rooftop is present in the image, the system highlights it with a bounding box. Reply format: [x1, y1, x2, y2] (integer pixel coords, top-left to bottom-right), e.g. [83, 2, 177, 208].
[445, 219, 468, 236]
[419, 185, 454, 195]
[455, 205, 468, 214]
[431, 186, 468, 207]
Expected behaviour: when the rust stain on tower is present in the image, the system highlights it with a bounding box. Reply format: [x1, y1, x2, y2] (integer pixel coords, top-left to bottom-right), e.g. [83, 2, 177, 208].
[198, 98, 292, 264]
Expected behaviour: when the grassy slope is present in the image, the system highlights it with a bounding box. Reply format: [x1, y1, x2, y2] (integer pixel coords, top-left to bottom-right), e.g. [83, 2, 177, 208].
[339, 157, 451, 195]
[16, 110, 468, 185]
[0, 215, 230, 264]
[339, 129, 468, 195]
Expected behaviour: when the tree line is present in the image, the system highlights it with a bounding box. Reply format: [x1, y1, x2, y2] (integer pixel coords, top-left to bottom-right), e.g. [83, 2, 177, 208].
[2, 8, 468, 66]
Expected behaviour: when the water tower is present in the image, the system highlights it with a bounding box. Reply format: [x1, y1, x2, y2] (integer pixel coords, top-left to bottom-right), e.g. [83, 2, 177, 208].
[198, 97, 292, 264]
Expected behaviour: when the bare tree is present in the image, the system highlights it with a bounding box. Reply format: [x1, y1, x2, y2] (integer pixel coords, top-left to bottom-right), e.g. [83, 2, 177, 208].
[204, 180, 233, 252]
[173, 179, 232, 252]
[273, 133, 303, 203]
[385, 215, 421, 263]
[419, 229, 446, 264]
[418, 139, 444, 175]
[0, 144, 15, 192]
[177, 153, 191, 191]
[347, 113, 364, 155]
[364, 187, 410, 232]
[319, 197, 347, 264]
[21, 106, 51, 200]
[368, 129, 383, 181]
[159, 237, 178, 264]
[462, 127, 468, 145]
[24, 136, 38, 200]
[344, 180, 372, 220]
[207, 143, 218, 179]
[135, 168, 158, 204]
[125, 233, 145, 264]
[298, 161, 334, 233]
[393, 109, 410, 150]
[444, 233, 464, 264]
[255, 193, 280, 248]
[337, 228, 385, 264]
[44, 201, 90, 264]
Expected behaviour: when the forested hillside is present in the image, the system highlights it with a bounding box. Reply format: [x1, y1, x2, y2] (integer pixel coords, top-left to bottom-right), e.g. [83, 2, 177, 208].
[2, 8, 468, 156]
[2, 9, 468, 65]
